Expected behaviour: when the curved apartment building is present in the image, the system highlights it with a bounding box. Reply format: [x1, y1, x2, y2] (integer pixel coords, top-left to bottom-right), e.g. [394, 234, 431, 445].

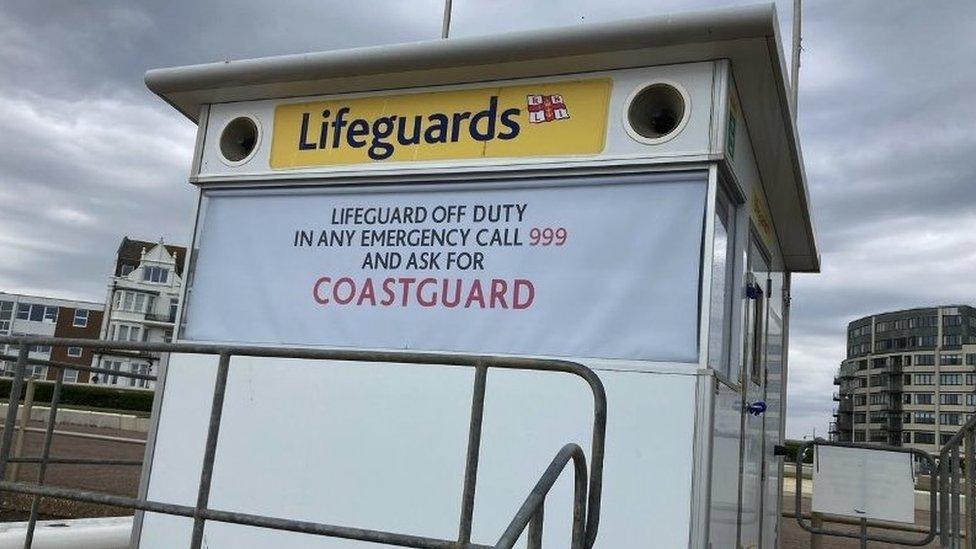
[832, 305, 976, 452]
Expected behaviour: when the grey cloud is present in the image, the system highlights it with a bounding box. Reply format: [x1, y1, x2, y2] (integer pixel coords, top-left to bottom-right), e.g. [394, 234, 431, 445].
[2, 0, 444, 99]
[1, 0, 974, 439]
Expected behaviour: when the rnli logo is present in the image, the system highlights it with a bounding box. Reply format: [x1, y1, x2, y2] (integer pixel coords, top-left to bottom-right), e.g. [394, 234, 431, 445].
[527, 94, 570, 124]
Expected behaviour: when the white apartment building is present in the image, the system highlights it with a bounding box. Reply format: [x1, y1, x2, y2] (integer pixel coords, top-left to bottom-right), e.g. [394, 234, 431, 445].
[93, 237, 186, 389]
[833, 305, 976, 456]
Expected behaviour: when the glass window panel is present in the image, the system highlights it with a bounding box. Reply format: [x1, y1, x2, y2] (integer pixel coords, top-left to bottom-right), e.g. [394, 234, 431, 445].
[73, 309, 88, 327]
[28, 305, 44, 322]
[707, 187, 735, 376]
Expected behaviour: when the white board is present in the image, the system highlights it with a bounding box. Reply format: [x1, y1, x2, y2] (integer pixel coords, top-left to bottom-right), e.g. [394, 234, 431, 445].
[138, 357, 698, 548]
[183, 172, 706, 362]
[811, 445, 915, 523]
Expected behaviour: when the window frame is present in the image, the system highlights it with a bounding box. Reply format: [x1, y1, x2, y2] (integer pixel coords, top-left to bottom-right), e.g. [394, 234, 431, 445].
[706, 185, 736, 377]
[72, 309, 89, 328]
[143, 266, 170, 284]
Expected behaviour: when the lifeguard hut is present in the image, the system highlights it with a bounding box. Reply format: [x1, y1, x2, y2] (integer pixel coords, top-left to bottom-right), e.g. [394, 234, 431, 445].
[136, 4, 818, 547]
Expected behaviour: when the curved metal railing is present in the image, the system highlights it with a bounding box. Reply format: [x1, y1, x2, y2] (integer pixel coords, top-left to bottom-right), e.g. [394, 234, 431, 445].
[0, 335, 607, 548]
[793, 439, 938, 547]
[938, 414, 976, 548]
[496, 443, 588, 549]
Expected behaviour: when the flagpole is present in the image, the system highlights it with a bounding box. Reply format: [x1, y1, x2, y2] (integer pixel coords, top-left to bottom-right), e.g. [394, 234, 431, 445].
[441, 0, 453, 39]
[791, 0, 801, 119]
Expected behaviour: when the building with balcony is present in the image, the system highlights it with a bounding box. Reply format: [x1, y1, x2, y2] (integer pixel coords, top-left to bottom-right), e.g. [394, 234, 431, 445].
[831, 305, 976, 453]
[92, 237, 186, 389]
[0, 292, 104, 383]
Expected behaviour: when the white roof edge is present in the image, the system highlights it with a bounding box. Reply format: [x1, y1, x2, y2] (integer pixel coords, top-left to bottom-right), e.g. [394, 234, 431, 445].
[145, 3, 775, 117]
[761, 15, 821, 272]
[0, 291, 104, 310]
[144, 3, 820, 273]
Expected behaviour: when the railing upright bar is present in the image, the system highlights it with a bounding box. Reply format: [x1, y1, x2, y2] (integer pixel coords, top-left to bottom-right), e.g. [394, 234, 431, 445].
[0, 348, 30, 477]
[458, 364, 488, 545]
[943, 452, 952, 547]
[526, 506, 544, 549]
[189, 352, 232, 549]
[9, 378, 35, 483]
[570, 438, 588, 549]
[953, 445, 962, 546]
[23, 365, 65, 549]
[960, 431, 974, 549]
[581, 372, 606, 549]
[968, 430, 976, 549]
[0, 347, 30, 512]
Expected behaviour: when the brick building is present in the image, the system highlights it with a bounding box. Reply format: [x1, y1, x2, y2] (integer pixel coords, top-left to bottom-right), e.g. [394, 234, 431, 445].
[0, 292, 104, 383]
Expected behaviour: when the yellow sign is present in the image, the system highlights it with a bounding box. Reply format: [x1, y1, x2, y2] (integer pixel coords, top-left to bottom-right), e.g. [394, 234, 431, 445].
[269, 79, 611, 169]
[751, 188, 775, 246]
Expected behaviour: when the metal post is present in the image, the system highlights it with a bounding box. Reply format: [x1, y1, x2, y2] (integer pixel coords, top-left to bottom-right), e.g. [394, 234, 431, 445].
[967, 431, 975, 549]
[810, 512, 823, 549]
[859, 517, 867, 549]
[954, 445, 962, 546]
[440, 0, 453, 39]
[189, 352, 232, 549]
[944, 455, 952, 547]
[527, 505, 544, 549]
[10, 379, 35, 482]
[457, 365, 487, 544]
[790, 0, 802, 117]
[24, 366, 64, 548]
[0, 347, 30, 484]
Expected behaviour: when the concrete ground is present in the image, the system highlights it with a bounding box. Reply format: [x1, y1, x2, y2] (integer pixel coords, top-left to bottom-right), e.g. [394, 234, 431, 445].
[0, 420, 145, 520]
[780, 490, 939, 548]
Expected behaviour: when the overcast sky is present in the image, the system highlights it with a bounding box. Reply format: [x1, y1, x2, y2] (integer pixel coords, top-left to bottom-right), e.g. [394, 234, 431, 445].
[1, 1, 975, 438]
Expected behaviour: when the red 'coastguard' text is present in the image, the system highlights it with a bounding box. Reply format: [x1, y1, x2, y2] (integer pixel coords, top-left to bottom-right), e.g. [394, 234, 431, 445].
[312, 276, 534, 310]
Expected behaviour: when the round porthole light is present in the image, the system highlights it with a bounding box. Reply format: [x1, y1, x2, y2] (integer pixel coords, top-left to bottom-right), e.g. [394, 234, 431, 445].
[219, 116, 260, 165]
[624, 81, 691, 145]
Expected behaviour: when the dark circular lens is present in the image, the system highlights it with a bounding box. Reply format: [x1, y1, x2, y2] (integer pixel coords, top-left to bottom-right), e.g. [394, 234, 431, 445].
[648, 106, 679, 135]
[627, 84, 686, 141]
[220, 117, 259, 162]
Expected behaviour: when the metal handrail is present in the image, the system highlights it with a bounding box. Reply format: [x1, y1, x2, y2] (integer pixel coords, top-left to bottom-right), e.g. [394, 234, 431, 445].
[493, 443, 587, 549]
[794, 439, 938, 546]
[0, 335, 607, 549]
[0, 353, 158, 382]
[0, 444, 587, 549]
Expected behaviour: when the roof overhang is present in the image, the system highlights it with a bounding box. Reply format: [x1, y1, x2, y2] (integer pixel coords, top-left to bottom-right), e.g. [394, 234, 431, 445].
[145, 3, 819, 272]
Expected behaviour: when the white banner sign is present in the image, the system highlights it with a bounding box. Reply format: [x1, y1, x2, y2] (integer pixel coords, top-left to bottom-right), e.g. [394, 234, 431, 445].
[183, 173, 706, 362]
[812, 445, 916, 523]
